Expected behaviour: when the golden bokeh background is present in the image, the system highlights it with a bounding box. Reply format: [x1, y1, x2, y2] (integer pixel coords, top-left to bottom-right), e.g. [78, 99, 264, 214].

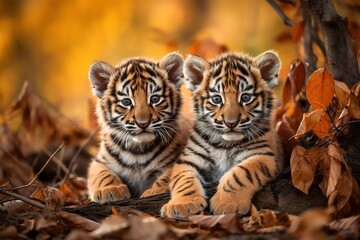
[2, 0, 352, 127]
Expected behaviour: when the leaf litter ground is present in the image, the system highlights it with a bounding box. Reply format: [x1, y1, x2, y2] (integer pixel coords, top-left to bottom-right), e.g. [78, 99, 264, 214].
[1, 69, 360, 239]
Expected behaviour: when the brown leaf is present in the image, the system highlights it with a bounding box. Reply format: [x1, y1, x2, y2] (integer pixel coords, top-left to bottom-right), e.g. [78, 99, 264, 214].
[0, 226, 30, 240]
[319, 152, 331, 195]
[9, 81, 89, 146]
[336, 107, 349, 127]
[290, 146, 322, 194]
[312, 111, 331, 139]
[10, 82, 57, 141]
[328, 172, 353, 211]
[34, 214, 63, 235]
[306, 67, 335, 109]
[189, 214, 242, 233]
[90, 215, 128, 238]
[59, 177, 88, 204]
[327, 143, 345, 197]
[348, 90, 360, 119]
[295, 109, 324, 139]
[292, 21, 305, 43]
[282, 60, 306, 105]
[288, 207, 334, 238]
[327, 142, 354, 211]
[91, 214, 167, 240]
[56, 210, 100, 232]
[31, 186, 66, 208]
[334, 80, 350, 108]
[64, 229, 93, 240]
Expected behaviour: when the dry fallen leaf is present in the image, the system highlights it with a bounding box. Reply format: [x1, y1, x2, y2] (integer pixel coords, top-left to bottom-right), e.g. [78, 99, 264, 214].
[288, 207, 334, 239]
[290, 146, 322, 194]
[189, 214, 242, 233]
[56, 210, 100, 232]
[59, 177, 88, 204]
[90, 214, 129, 239]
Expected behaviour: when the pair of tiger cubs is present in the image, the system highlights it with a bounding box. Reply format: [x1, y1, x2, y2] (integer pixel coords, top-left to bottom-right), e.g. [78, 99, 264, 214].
[87, 50, 283, 218]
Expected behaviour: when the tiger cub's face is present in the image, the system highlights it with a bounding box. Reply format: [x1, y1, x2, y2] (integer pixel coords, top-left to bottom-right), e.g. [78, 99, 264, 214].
[184, 51, 280, 145]
[89, 53, 183, 144]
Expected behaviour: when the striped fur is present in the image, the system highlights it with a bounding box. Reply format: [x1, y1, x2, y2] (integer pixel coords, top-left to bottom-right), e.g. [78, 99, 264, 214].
[87, 52, 191, 203]
[161, 51, 283, 217]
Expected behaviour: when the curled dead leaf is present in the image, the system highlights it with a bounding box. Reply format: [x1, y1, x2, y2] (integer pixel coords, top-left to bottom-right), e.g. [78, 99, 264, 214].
[348, 90, 360, 119]
[295, 109, 323, 139]
[334, 80, 350, 108]
[290, 146, 323, 194]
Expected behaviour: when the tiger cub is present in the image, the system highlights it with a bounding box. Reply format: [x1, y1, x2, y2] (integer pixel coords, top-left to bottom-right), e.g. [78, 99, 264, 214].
[161, 51, 283, 217]
[87, 52, 191, 203]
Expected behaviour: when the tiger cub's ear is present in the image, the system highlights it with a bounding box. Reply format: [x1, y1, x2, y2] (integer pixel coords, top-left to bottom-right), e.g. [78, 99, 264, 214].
[89, 61, 115, 98]
[159, 52, 184, 89]
[255, 51, 281, 89]
[184, 55, 210, 91]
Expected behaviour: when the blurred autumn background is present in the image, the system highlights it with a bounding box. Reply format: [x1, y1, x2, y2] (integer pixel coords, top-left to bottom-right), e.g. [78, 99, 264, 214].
[1, 0, 360, 239]
[0, 0, 317, 124]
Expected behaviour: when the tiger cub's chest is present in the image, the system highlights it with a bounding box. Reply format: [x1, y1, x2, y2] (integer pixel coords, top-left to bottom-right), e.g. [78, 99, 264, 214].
[211, 146, 257, 182]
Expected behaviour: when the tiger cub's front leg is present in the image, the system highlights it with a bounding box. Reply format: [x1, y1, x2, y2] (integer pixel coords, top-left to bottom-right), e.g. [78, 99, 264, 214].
[87, 161, 130, 203]
[160, 164, 207, 218]
[210, 155, 278, 215]
[141, 170, 171, 197]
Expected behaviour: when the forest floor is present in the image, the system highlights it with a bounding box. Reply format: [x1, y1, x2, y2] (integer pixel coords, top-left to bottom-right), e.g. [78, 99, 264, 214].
[0, 82, 359, 240]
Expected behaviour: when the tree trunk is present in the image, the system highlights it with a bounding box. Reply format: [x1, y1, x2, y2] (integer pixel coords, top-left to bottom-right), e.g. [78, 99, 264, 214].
[303, 0, 359, 88]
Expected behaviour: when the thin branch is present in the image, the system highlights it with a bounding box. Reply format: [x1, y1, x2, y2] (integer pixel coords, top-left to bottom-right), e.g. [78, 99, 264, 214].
[311, 24, 326, 57]
[302, 5, 317, 78]
[326, 109, 360, 152]
[0, 188, 46, 210]
[63, 128, 99, 181]
[266, 0, 295, 26]
[13, 142, 65, 191]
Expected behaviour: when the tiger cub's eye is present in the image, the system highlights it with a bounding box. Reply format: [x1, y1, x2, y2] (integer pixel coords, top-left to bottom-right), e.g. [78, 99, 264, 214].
[211, 95, 223, 105]
[240, 93, 251, 103]
[150, 95, 161, 104]
[121, 98, 132, 107]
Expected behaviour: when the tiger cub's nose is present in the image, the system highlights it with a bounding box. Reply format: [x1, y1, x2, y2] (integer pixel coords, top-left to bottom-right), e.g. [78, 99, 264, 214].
[224, 120, 239, 129]
[136, 120, 150, 129]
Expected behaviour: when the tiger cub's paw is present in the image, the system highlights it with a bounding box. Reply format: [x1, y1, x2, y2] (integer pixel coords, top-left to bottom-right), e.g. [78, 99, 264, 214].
[92, 184, 130, 204]
[141, 186, 169, 198]
[210, 190, 251, 215]
[161, 196, 207, 219]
